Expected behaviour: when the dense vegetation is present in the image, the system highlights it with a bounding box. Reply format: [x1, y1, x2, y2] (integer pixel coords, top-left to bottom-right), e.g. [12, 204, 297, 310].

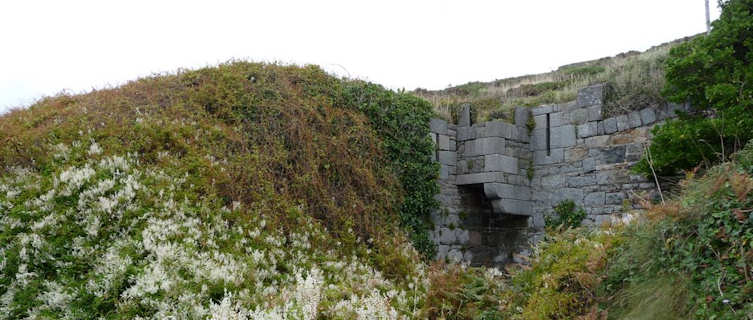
[0, 62, 441, 318]
[2, 1, 752, 319]
[635, 0, 753, 177]
[430, 141, 753, 319]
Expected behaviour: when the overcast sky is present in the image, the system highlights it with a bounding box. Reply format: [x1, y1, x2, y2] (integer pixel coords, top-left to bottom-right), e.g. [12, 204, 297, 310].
[0, 0, 721, 114]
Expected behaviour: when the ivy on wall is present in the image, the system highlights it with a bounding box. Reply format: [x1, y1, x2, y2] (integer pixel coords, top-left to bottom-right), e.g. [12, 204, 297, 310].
[341, 82, 440, 259]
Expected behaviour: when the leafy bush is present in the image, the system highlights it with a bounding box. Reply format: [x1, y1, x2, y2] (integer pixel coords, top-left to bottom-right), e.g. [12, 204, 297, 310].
[636, 0, 753, 177]
[501, 228, 621, 320]
[420, 265, 507, 319]
[603, 140, 753, 319]
[341, 82, 440, 259]
[545, 200, 587, 229]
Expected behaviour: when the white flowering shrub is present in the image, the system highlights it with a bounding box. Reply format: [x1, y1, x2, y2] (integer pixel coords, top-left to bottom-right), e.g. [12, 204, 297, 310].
[0, 141, 433, 319]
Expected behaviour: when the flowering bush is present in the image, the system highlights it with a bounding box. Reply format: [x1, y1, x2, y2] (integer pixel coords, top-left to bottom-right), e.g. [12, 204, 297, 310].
[0, 141, 428, 319]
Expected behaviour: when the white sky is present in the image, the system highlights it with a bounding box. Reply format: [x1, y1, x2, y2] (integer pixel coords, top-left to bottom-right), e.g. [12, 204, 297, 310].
[0, 0, 721, 114]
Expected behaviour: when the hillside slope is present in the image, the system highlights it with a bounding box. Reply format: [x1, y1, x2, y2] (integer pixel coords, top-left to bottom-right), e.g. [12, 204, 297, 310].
[415, 36, 697, 123]
[0, 62, 440, 318]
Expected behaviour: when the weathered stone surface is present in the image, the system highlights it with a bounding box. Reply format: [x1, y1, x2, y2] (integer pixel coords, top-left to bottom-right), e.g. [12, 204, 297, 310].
[568, 175, 596, 187]
[456, 230, 470, 244]
[534, 115, 547, 129]
[616, 115, 630, 132]
[438, 151, 456, 165]
[606, 192, 627, 205]
[456, 172, 498, 185]
[440, 228, 457, 244]
[585, 135, 610, 148]
[587, 105, 603, 121]
[515, 107, 530, 127]
[491, 199, 533, 216]
[438, 135, 450, 150]
[485, 121, 515, 139]
[583, 158, 596, 172]
[552, 188, 585, 206]
[549, 112, 567, 127]
[603, 146, 626, 164]
[577, 122, 598, 138]
[430, 118, 448, 135]
[535, 148, 565, 165]
[428, 86, 683, 267]
[531, 104, 556, 116]
[480, 137, 506, 155]
[457, 126, 475, 141]
[639, 108, 656, 125]
[439, 165, 451, 179]
[585, 192, 606, 206]
[485, 154, 518, 173]
[628, 111, 642, 128]
[458, 104, 472, 127]
[552, 125, 576, 148]
[604, 117, 618, 134]
[484, 183, 532, 200]
[571, 109, 589, 125]
[565, 146, 588, 162]
[577, 84, 606, 107]
[531, 129, 547, 151]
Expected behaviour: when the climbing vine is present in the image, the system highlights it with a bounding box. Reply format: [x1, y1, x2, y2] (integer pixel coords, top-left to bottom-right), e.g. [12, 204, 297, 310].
[341, 81, 440, 259]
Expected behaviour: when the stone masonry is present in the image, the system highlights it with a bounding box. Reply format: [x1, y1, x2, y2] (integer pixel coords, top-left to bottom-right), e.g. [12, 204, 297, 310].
[429, 84, 690, 268]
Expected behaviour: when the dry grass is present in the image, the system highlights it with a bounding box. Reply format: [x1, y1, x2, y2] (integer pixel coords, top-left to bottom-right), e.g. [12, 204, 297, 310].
[414, 35, 697, 123]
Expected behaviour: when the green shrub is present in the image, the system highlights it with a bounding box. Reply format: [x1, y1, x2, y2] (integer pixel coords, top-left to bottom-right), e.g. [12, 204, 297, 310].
[545, 200, 587, 229]
[341, 82, 440, 259]
[421, 265, 506, 320]
[561, 65, 606, 77]
[603, 141, 753, 318]
[502, 228, 621, 319]
[637, 0, 753, 177]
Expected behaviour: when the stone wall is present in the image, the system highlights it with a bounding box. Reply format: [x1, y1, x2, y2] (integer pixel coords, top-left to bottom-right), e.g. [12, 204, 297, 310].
[429, 84, 690, 267]
[528, 85, 688, 225]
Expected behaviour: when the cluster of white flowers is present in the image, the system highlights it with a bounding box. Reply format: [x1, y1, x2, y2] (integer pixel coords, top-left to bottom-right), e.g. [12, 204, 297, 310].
[0, 141, 434, 319]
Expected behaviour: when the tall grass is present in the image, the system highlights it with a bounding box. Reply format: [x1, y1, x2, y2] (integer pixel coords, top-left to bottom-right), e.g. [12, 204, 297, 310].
[415, 37, 691, 123]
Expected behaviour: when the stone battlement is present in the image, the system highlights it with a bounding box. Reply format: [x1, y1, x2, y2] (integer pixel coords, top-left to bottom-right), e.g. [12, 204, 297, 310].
[429, 84, 689, 267]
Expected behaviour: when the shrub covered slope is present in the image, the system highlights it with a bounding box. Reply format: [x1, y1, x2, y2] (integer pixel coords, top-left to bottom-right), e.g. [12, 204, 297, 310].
[0, 62, 443, 318]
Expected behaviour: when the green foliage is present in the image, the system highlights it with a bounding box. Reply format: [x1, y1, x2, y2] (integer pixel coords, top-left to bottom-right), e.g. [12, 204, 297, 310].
[341, 81, 440, 259]
[526, 111, 536, 134]
[501, 228, 621, 320]
[637, 0, 753, 176]
[545, 200, 587, 229]
[604, 142, 753, 319]
[421, 266, 507, 319]
[634, 116, 751, 176]
[561, 65, 606, 77]
[526, 164, 534, 181]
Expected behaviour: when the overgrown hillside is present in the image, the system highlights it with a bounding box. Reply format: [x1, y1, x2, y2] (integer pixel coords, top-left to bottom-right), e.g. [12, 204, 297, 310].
[414, 36, 696, 123]
[0, 62, 442, 318]
[495, 141, 753, 319]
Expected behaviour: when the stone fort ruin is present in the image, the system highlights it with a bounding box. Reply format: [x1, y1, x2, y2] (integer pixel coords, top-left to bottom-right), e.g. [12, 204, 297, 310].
[429, 84, 689, 267]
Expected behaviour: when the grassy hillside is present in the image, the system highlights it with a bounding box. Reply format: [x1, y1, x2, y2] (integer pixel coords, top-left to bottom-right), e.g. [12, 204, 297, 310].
[415, 36, 697, 123]
[0, 62, 441, 318]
